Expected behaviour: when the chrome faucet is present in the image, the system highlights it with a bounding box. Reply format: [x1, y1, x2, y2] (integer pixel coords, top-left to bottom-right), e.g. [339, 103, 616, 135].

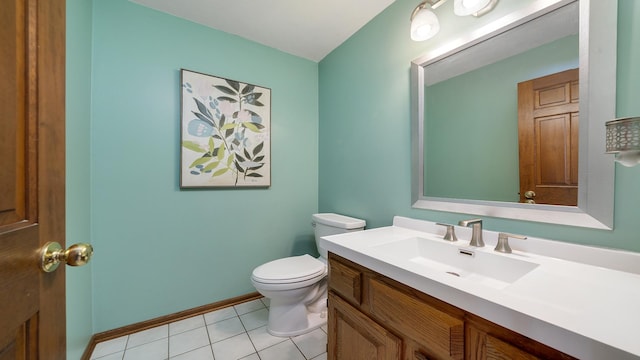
[458, 219, 484, 247]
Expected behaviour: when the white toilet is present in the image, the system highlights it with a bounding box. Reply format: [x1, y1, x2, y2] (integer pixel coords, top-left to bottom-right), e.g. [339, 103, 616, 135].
[250, 213, 366, 337]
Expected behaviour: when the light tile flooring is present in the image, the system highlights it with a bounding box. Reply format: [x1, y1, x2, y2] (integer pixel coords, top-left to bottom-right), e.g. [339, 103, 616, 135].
[90, 298, 327, 360]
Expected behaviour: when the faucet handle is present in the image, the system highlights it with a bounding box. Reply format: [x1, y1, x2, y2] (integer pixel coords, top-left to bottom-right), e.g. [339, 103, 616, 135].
[494, 233, 527, 254]
[435, 223, 458, 242]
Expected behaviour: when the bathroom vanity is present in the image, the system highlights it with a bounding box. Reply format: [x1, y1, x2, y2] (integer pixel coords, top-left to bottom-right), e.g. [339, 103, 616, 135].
[321, 217, 640, 360]
[328, 254, 573, 359]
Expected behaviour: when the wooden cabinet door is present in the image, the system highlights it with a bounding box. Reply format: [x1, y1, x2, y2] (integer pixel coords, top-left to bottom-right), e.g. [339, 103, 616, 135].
[328, 292, 402, 360]
[0, 0, 66, 358]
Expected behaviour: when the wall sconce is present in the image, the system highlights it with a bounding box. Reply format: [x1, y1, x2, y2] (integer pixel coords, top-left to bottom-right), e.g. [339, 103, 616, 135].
[606, 117, 640, 167]
[410, 0, 498, 41]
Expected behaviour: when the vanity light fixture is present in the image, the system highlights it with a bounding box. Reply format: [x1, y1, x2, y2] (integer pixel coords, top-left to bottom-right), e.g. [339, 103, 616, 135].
[454, 0, 497, 16]
[410, 2, 440, 41]
[410, 0, 498, 41]
[605, 117, 640, 167]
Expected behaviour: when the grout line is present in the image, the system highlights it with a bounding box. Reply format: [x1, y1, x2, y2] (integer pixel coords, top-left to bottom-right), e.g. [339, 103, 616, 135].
[123, 336, 129, 359]
[203, 316, 213, 346]
[236, 305, 261, 358]
[290, 337, 308, 360]
[167, 325, 171, 360]
[92, 298, 327, 360]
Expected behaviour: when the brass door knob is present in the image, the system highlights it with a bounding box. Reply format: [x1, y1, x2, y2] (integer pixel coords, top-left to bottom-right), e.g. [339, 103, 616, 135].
[40, 242, 94, 273]
[524, 190, 536, 204]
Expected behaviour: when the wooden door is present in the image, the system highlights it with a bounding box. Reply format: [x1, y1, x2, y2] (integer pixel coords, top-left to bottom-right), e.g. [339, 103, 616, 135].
[518, 68, 579, 206]
[0, 0, 67, 358]
[328, 292, 402, 360]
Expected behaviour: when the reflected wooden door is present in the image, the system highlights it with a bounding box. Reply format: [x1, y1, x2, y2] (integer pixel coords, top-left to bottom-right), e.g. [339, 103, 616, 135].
[0, 0, 66, 358]
[518, 68, 579, 206]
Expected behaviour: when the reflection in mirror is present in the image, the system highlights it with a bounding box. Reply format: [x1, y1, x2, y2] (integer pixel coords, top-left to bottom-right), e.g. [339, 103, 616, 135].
[424, 32, 578, 203]
[411, 0, 616, 229]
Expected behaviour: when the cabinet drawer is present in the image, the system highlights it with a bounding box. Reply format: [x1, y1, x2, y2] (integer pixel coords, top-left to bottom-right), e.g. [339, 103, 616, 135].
[368, 278, 464, 360]
[466, 317, 576, 360]
[328, 256, 362, 305]
[486, 335, 540, 360]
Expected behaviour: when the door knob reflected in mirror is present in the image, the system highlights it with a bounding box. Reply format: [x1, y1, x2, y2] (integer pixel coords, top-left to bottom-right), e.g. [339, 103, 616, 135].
[524, 190, 536, 204]
[40, 242, 94, 272]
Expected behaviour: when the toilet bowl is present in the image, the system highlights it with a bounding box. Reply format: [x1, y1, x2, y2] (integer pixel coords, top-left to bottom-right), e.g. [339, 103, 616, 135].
[250, 213, 365, 337]
[251, 254, 328, 337]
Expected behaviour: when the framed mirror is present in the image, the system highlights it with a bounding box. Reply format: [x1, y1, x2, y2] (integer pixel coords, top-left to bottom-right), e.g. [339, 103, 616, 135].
[411, 0, 617, 229]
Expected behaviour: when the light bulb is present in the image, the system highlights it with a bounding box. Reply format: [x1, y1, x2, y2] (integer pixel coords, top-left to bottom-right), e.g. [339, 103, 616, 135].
[463, 0, 482, 8]
[414, 24, 432, 38]
[410, 7, 440, 41]
[454, 0, 492, 16]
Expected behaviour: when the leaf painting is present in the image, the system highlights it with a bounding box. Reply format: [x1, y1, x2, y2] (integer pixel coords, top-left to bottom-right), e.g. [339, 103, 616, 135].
[180, 69, 271, 188]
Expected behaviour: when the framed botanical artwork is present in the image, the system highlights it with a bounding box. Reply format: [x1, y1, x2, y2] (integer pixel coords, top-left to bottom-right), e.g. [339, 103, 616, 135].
[180, 69, 271, 188]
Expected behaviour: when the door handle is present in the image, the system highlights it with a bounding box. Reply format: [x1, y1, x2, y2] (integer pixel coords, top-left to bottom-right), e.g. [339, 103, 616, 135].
[524, 190, 536, 204]
[39, 242, 94, 272]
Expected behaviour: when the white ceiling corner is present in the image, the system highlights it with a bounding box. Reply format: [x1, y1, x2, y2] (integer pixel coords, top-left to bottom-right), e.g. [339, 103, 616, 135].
[129, 0, 397, 62]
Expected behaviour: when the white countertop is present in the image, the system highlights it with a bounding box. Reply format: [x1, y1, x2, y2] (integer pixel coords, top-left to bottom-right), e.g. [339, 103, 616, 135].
[319, 216, 640, 360]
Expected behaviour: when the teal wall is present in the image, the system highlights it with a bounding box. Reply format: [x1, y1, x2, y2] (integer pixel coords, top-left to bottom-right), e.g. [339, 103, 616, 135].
[66, 0, 93, 358]
[319, 0, 640, 252]
[89, 0, 318, 332]
[425, 35, 578, 202]
[63, 0, 639, 355]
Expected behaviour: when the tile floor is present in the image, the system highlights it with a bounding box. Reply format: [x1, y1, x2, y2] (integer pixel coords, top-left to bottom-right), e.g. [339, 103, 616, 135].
[89, 298, 327, 360]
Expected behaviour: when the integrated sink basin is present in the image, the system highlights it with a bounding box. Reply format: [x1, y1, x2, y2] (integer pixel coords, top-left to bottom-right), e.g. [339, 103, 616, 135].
[371, 237, 539, 289]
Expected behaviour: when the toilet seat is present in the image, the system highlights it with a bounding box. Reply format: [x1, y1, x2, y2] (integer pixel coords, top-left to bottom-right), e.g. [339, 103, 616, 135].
[252, 254, 326, 284]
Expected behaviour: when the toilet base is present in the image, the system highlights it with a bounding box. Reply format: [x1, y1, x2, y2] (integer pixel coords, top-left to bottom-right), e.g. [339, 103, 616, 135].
[258, 279, 328, 338]
[267, 309, 327, 337]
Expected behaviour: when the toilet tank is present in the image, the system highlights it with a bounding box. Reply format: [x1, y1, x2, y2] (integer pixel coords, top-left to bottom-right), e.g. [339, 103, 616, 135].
[312, 213, 366, 259]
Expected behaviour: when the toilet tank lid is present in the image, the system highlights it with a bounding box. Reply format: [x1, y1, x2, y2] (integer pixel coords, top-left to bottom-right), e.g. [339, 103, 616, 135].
[312, 213, 366, 230]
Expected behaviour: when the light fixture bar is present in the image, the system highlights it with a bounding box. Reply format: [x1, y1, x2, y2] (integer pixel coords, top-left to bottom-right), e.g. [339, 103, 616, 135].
[410, 0, 498, 42]
[429, 0, 449, 10]
[410, 0, 448, 21]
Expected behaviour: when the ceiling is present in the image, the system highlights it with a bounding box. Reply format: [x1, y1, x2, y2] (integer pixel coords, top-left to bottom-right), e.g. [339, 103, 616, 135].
[129, 0, 398, 62]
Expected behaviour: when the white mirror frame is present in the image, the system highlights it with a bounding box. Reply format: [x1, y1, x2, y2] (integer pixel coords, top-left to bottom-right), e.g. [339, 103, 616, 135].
[411, 0, 616, 229]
